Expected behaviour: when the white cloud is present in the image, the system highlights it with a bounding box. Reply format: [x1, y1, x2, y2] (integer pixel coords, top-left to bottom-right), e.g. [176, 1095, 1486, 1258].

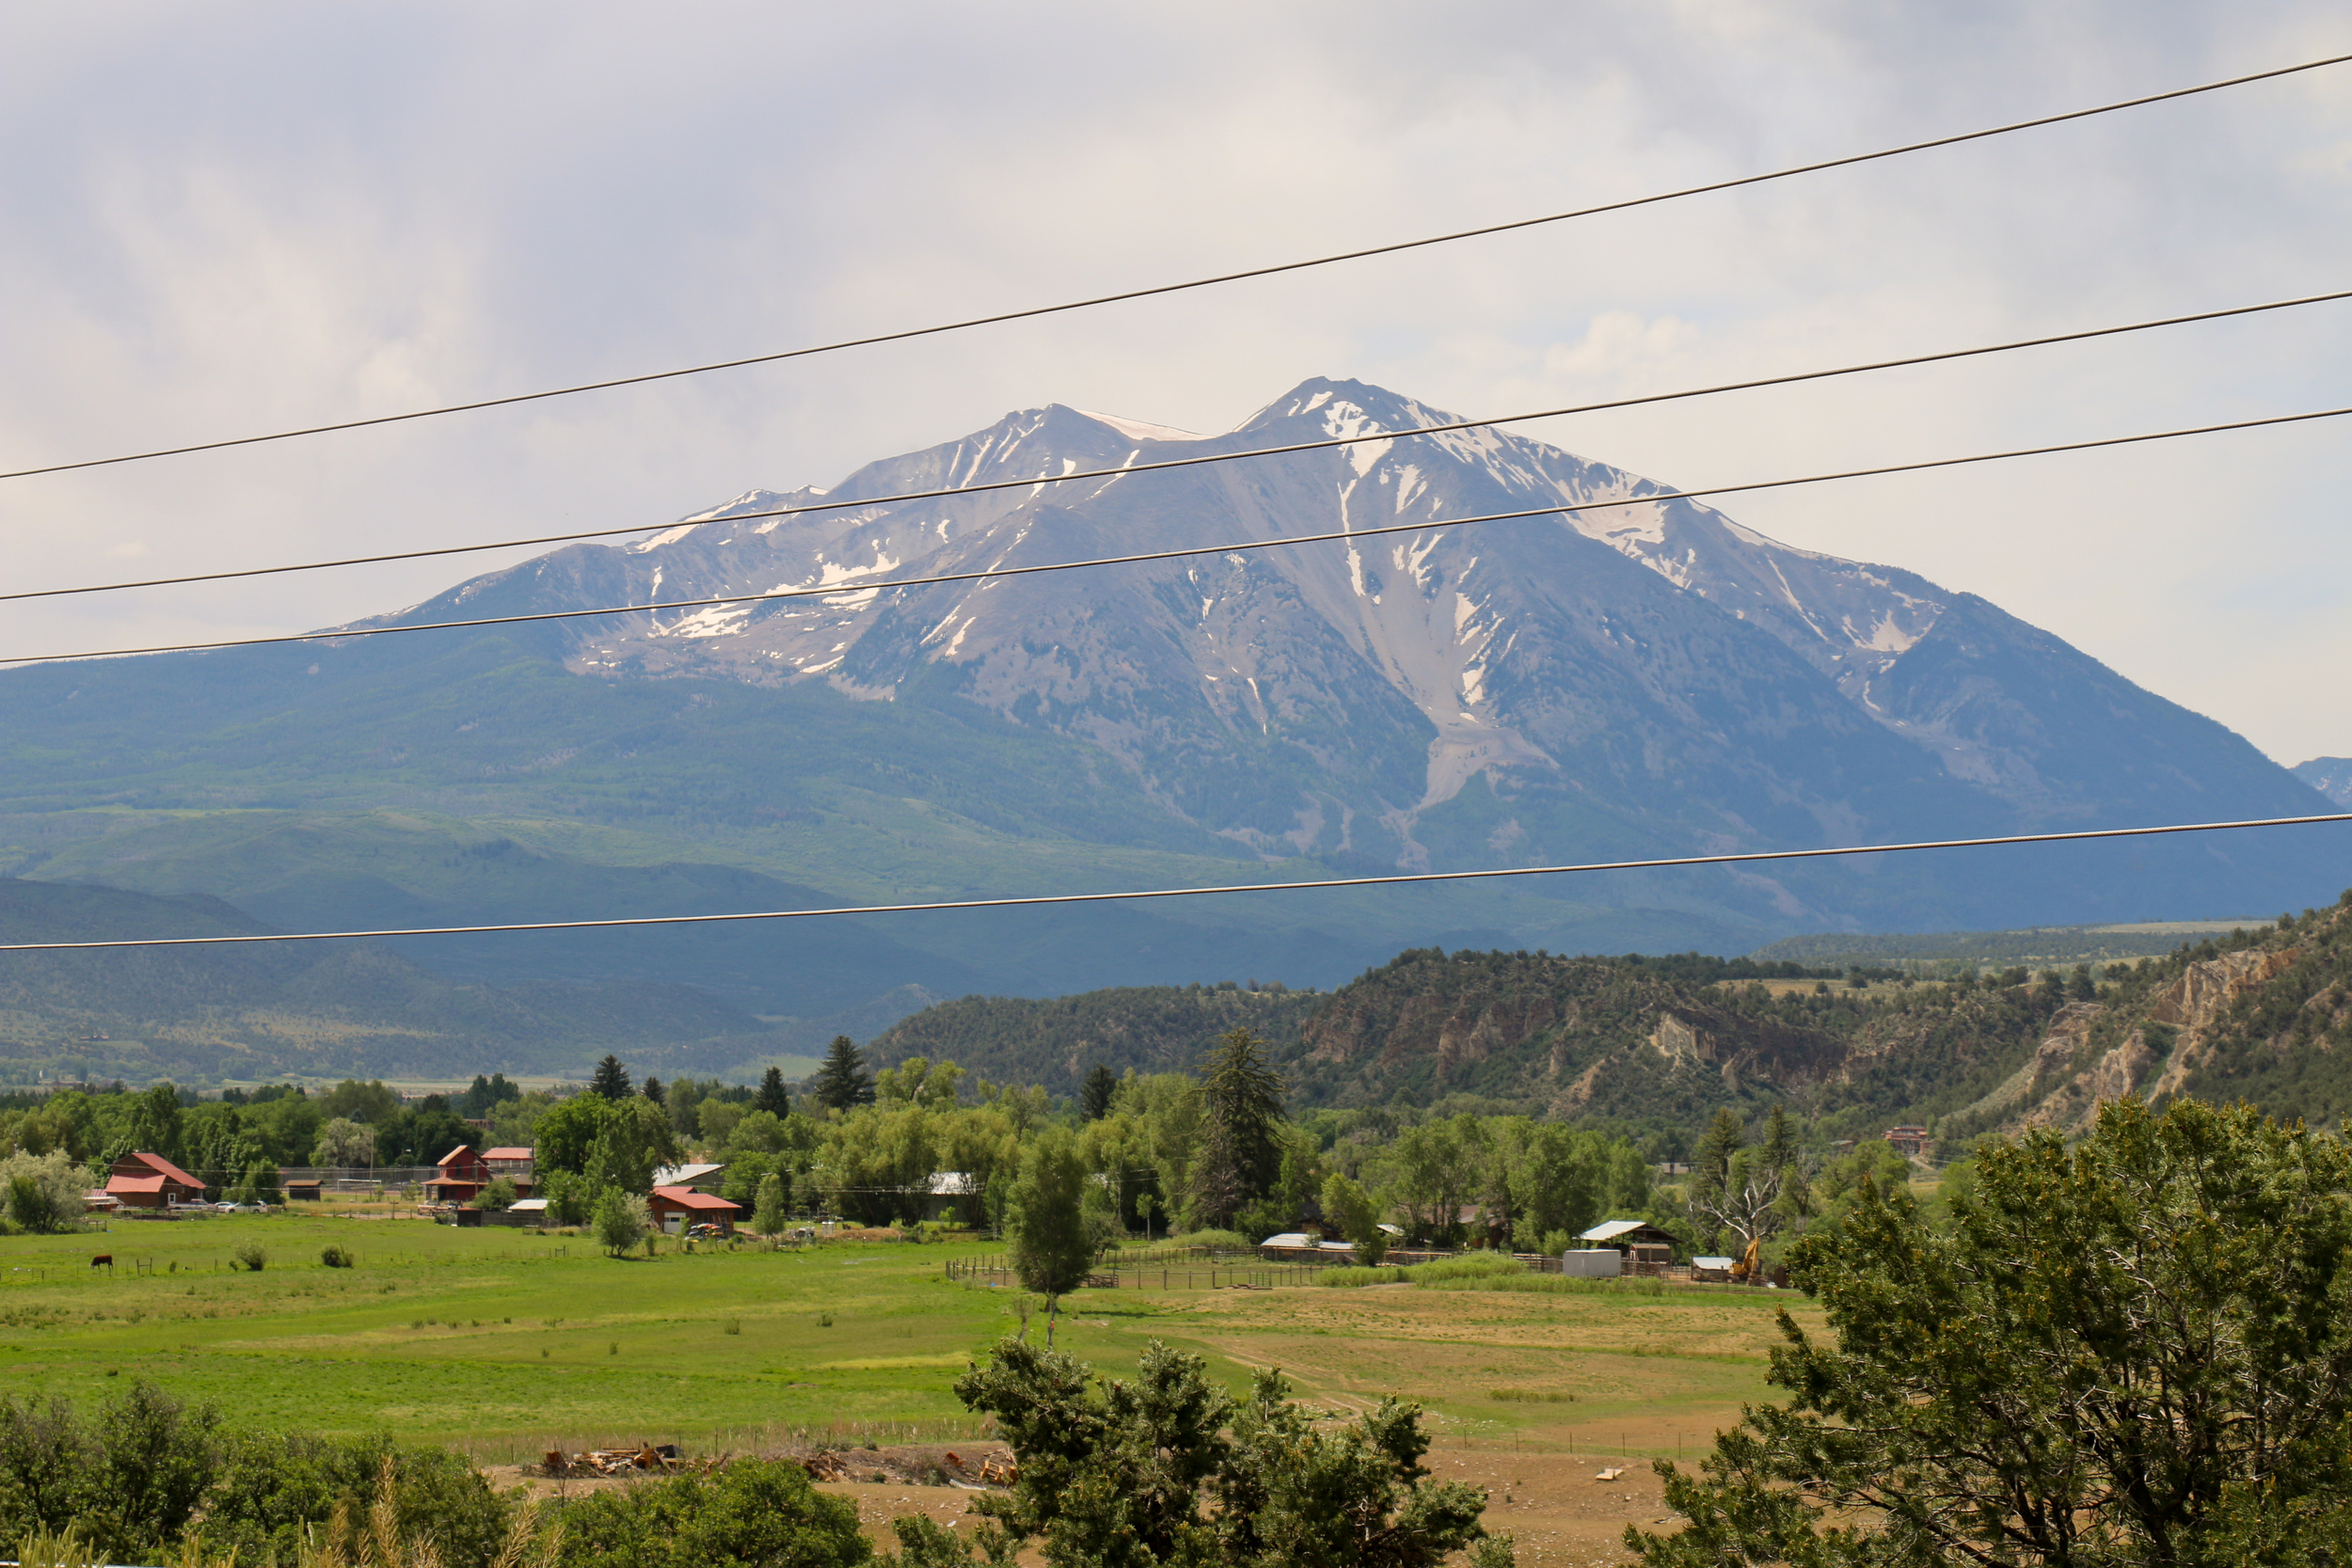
[0, 0, 2346, 761]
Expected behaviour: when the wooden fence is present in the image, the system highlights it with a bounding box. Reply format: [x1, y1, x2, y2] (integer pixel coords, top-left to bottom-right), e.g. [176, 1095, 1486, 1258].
[946, 1255, 1330, 1291]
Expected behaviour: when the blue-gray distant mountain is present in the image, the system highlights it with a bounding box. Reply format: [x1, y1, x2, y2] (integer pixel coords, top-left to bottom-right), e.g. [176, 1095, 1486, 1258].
[2296, 758, 2352, 806]
[0, 377, 2340, 1044]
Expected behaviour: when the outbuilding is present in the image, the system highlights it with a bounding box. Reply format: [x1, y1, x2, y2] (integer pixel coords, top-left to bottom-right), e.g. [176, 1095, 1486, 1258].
[1578, 1218, 1678, 1273]
[649, 1185, 742, 1236]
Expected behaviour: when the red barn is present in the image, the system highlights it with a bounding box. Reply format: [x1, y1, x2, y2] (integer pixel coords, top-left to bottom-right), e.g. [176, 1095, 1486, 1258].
[106, 1151, 205, 1209]
[421, 1145, 490, 1204]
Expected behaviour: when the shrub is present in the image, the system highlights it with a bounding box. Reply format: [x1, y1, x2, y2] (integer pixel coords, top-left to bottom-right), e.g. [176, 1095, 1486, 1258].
[1403, 1254, 1525, 1285]
[0, 1383, 219, 1561]
[207, 1433, 516, 1568]
[549, 1459, 869, 1568]
[1316, 1265, 1406, 1288]
[230, 1243, 266, 1273]
[320, 1244, 356, 1269]
[592, 1189, 648, 1257]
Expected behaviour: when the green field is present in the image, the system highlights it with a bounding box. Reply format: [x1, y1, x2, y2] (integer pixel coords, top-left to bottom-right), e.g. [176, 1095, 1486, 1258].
[0, 1213, 1814, 1467]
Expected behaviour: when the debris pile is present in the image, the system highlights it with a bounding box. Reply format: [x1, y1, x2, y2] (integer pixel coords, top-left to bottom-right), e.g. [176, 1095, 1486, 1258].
[539, 1444, 683, 1476]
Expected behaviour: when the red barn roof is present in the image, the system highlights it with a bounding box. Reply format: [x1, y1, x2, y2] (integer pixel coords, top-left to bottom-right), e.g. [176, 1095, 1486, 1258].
[121, 1152, 203, 1188]
[436, 1144, 478, 1168]
[106, 1174, 167, 1195]
[650, 1186, 741, 1212]
[483, 1147, 533, 1162]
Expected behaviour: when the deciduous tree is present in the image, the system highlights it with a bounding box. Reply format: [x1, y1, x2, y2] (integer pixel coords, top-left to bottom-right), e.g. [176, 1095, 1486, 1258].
[1008, 1128, 1093, 1344]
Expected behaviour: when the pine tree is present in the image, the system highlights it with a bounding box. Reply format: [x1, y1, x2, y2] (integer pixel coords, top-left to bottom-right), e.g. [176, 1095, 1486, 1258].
[808, 1037, 874, 1113]
[1200, 1028, 1286, 1200]
[1079, 1063, 1117, 1122]
[755, 1065, 792, 1117]
[641, 1075, 665, 1106]
[589, 1054, 633, 1101]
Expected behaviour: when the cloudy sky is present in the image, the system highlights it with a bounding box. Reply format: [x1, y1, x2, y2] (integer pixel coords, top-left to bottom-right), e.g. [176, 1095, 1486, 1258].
[3, 2, 2347, 765]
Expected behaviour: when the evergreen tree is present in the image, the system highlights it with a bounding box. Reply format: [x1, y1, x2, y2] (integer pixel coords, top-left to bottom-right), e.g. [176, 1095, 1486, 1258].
[1200, 1028, 1286, 1201]
[1078, 1063, 1117, 1122]
[589, 1054, 633, 1101]
[1634, 1098, 2352, 1564]
[755, 1065, 793, 1118]
[808, 1037, 874, 1113]
[641, 1075, 665, 1106]
[933, 1339, 1509, 1568]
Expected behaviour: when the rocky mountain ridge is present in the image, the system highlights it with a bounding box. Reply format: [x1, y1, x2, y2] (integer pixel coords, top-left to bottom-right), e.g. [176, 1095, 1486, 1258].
[0, 375, 2341, 1016]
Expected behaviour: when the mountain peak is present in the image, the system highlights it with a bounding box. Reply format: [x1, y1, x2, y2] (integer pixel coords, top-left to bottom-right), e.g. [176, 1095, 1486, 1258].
[1238, 376, 1443, 436]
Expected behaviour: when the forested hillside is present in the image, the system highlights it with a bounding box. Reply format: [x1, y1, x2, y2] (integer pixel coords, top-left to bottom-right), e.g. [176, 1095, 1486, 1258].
[872, 890, 2352, 1140]
[866, 983, 1324, 1096]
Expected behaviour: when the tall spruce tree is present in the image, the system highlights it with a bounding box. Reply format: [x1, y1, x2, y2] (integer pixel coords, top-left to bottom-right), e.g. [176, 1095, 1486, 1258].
[1200, 1028, 1286, 1198]
[1078, 1063, 1117, 1122]
[808, 1036, 875, 1113]
[640, 1074, 665, 1106]
[755, 1065, 793, 1117]
[589, 1054, 633, 1101]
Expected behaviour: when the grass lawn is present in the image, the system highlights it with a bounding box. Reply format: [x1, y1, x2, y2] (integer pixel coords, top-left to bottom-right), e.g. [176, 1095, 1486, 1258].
[0, 1212, 1820, 1471]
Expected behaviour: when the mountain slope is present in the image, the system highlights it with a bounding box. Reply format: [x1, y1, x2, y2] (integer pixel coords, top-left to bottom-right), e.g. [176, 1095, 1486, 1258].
[2296, 757, 2352, 806]
[867, 891, 2352, 1136]
[0, 376, 2340, 1019]
[0, 878, 770, 1083]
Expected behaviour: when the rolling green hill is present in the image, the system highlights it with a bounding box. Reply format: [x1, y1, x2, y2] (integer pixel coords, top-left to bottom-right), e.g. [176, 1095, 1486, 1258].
[0, 878, 772, 1085]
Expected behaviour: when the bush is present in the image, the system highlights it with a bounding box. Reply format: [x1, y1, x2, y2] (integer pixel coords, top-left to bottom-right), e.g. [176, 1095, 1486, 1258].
[593, 1189, 648, 1257]
[0, 1383, 219, 1561]
[1170, 1228, 1249, 1251]
[207, 1432, 515, 1568]
[550, 1459, 868, 1568]
[230, 1243, 266, 1273]
[320, 1244, 356, 1269]
[1402, 1254, 1525, 1285]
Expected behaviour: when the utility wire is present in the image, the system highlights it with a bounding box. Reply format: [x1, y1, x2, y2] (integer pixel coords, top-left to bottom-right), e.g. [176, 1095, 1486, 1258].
[3, 51, 2344, 484]
[7, 401, 2344, 668]
[1, 813, 2343, 954]
[11, 284, 2347, 606]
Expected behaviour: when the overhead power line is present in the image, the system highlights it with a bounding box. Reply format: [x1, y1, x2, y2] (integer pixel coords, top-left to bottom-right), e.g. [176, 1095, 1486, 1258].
[0, 813, 2342, 954]
[6, 401, 2344, 668]
[3, 52, 2345, 484]
[11, 284, 2348, 607]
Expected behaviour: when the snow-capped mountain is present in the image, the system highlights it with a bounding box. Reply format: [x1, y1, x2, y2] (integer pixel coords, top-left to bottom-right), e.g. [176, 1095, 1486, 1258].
[367, 376, 2324, 891]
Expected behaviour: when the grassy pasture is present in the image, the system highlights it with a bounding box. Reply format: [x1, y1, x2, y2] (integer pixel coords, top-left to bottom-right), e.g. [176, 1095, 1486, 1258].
[0, 1212, 1818, 1472]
